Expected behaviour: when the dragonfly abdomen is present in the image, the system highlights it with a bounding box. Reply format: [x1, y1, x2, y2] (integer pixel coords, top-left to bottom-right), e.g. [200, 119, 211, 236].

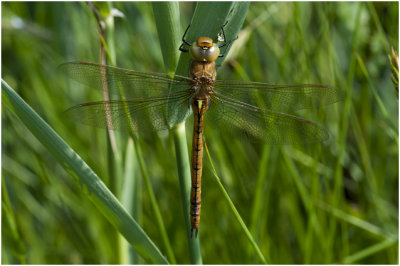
[190, 98, 208, 237]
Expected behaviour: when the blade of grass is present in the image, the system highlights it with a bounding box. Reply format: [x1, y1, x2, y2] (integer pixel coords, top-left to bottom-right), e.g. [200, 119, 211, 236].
[2, 79, 168, 264]
[86, 4, 175, 262]
[171, 123, 199, 262]
[151, 2, 183, 264]
[366, 2, 391, 52]
[89, 3, 124, 263]
[153, 2, 199, 263]
[152, 2, 180, 74]
[132, 132, 176, 264]
[317, 201, 397, 240]
[106, 52, 173, 264]
[120, 138, 138, 264]
[281, 146, 327, 262]
[97, 3, 177, 264]
[330, 2, 363, 262]
[355, 52, 398, 144]
[342, 238, 398, 263]
[2, 178, 27, 264]
[250, 145, 270, 236]
[204, 141, 268, 264]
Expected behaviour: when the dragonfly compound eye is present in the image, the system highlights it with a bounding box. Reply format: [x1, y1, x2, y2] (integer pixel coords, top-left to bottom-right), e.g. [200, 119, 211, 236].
[190, 37, 220, 62]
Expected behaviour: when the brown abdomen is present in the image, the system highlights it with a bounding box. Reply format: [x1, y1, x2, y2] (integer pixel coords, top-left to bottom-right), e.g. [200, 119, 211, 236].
[190, 98, 208, 237]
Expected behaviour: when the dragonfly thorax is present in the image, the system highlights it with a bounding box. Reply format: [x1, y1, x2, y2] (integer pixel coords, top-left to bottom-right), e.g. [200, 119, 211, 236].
[190, 61, 217, 84]
[189, 37, 220, 62]
[193, 83, 213, 98]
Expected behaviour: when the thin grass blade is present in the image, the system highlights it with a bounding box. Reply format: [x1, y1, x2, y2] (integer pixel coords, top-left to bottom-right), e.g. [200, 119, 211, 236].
[2, 79, 168, 264]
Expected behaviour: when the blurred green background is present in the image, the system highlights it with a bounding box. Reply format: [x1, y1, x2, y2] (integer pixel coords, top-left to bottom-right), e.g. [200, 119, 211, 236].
[2, 1, 398, 264]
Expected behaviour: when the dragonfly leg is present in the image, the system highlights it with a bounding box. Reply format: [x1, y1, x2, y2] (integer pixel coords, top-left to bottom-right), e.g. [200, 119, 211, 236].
[179, 43, 189, 53]
[218, 21, 228, 48]
[218, 35, 238, 58]
[179, 24, 192, 53]
[217, 21, 238, 57]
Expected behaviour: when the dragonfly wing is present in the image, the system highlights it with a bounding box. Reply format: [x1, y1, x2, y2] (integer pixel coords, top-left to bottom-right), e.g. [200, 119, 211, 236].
[206, 93, 328, 144]
[65, 90, 192, 132]
[213, 80, 345, 112]
[59, 62, 192, 98]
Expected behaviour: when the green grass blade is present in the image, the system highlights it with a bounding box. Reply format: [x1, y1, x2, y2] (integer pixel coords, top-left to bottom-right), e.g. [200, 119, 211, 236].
[153, 2, 203, 263]
[355, 53, 398, 144]
[2, 178, 27, 263]
[85, 4, 175, 262]
[151, 3, 183, 264]
[132, 133, 176, 264]
[90, 3, 125, 262]
[331, 2, 362, 260]
[343, 239, 398, 263]
[204, 142, 268, 264]
[152, 2, 181, 73]
[172, 124, 202, 264]
[317, 202, 397, 240]
[2, 79, 168, 264]
[120, 138, 138, 264]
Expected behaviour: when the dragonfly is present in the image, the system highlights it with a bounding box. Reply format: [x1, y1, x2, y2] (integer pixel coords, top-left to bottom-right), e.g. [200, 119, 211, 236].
[60, 23, 344, 237]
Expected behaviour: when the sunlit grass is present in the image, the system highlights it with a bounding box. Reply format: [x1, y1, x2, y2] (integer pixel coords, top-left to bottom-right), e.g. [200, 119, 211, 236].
[2, 2, 398, 264]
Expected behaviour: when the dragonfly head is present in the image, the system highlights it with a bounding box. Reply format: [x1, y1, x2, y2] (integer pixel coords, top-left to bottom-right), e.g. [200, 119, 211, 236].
[190, 37, 220, 62]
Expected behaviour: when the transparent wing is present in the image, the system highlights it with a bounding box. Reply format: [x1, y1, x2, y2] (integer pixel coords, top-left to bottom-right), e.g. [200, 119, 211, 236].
[206, 92, 329, 144]
[58, 62, 193, 98]
[60, 62, 195, 130]
[65, 90, 193, 131]
[213, 80, 345, 112]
